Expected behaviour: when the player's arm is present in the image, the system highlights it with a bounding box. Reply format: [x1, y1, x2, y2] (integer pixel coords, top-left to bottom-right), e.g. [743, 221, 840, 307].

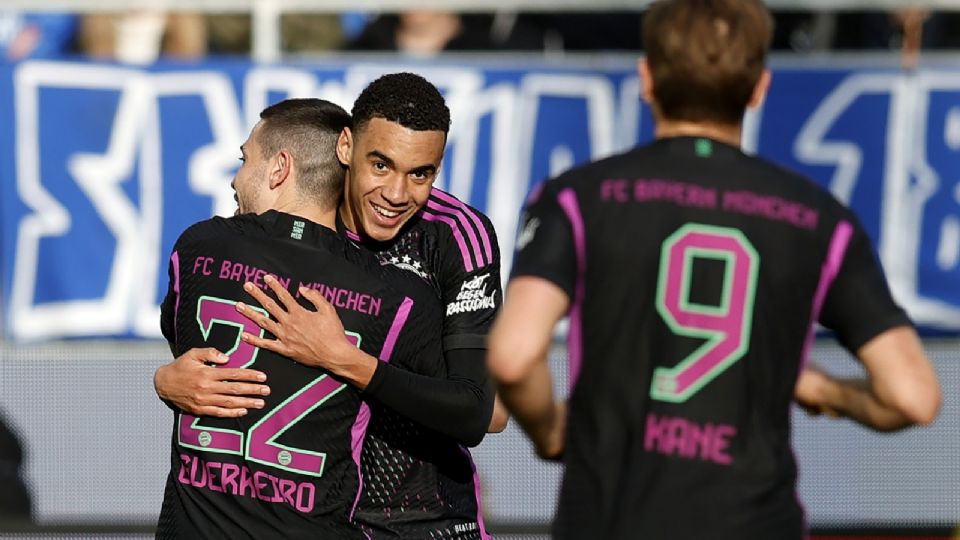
[153, 349, 270, 417]
[155, 237, 269, 418]
[795, 326, 940, 431]
[237, 276, 497, 446]
[488, 276, 569, 460]
[433, 207, 509, 434]
[795, 216, 941, 431]
[489, 181, 576, 460]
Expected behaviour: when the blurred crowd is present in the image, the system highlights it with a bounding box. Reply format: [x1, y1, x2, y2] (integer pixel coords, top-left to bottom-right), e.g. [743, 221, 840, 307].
[0, 8, 957, 62]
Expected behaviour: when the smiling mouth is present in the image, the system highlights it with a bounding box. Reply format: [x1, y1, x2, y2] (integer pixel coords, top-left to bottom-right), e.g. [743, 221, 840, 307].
[370, 202, 405, 220]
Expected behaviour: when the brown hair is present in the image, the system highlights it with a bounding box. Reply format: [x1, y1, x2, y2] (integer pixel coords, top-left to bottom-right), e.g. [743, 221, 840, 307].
[257, 98, 351, 209]
[643, 0, 773, 125]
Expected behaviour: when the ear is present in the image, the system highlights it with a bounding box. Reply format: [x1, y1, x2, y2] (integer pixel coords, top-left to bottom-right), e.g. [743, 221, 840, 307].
[336, 127, 353, 167]
[637, 58, 655, 105]
[747, 69, 771, 110]
[269, 149, 292, 190]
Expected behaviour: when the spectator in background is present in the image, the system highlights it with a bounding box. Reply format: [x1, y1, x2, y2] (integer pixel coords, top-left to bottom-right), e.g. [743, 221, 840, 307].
[206, 13, 344, 55]
[346, 10, 545, 54]
[79, 10, 206, 64]
[0, 412, 31, 524]
[0, 11, 77, 61]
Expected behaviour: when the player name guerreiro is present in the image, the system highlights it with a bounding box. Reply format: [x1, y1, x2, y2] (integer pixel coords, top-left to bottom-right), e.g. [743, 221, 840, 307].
[601, 178, 819, 231]
[177, 453, 316, 513]
[190, 255, 382, 316]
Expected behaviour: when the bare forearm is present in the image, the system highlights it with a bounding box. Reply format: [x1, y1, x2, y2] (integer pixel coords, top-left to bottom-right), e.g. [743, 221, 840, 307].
[318, 345, 378, 390]
[822, 378, 918, 432]
[498, 360, 564, 459]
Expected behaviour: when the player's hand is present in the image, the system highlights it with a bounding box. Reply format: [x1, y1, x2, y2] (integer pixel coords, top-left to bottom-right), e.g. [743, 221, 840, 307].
[794, 364, 840, 418]
[534, 400, 567, 461]
[154, 348, 269, 418]
[237, 275, 354, 371]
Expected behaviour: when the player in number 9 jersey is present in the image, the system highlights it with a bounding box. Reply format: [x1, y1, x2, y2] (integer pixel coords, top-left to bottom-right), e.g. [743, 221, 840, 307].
[489, 1, 940, 539]
[157, 211, 443, 538]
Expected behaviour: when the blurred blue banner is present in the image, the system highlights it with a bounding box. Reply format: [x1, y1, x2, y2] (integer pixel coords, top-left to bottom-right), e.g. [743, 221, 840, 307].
[1, 58, 959, 340]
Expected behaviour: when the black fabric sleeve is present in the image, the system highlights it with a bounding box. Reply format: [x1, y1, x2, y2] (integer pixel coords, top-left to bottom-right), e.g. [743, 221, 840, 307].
[509, 183, 577, 299]
[437, 205, 502, 348]
[363, 348, 495, 447]
[159, 248, 178, 349]
[818, 215, 913, 353]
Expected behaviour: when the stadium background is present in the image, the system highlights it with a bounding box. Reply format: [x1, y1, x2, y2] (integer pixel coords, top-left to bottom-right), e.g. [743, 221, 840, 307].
[1, 2, 959, 539]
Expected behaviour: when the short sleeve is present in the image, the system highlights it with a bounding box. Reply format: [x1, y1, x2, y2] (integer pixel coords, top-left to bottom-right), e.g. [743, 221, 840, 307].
[159, 245, 184, 349]
[509, 182, 577, 300]
[818, 216, 912, 353]
[436, 209, 503, 351]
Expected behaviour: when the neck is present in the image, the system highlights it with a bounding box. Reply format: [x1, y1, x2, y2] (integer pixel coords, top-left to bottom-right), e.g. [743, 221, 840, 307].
[339, 196, 359, 235]
[655, 118, 743, 148]
[270, 197, 337, 229]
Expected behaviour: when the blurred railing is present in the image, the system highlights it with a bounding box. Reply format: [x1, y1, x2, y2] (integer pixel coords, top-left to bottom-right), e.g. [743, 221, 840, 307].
[2, 0, 959, 60]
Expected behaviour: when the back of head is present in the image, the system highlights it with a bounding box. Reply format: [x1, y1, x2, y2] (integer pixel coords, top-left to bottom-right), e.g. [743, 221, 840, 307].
[352, 72, 450, 136]
[643, 0, 773, 125]
[257, 98, 351, 209]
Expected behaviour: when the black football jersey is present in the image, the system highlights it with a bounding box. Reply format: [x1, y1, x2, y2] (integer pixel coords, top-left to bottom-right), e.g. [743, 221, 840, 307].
[512, 136, 911, 540]
[156, 210, 442, 539]
[337, 188, 500, 539]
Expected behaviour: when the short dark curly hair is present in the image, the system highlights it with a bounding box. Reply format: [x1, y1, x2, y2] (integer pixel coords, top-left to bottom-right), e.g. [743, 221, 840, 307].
[352, 72, 450, 135]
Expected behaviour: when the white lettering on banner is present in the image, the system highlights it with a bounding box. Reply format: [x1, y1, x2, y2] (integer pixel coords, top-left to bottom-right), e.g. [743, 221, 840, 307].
[492, 73, 620, 282]
[11, 62, 152, 340]
[8, 61, 960, 338]
[131, 72, 247, 336]
[10, 61, 247, 340]
[795, 72, 960, 327]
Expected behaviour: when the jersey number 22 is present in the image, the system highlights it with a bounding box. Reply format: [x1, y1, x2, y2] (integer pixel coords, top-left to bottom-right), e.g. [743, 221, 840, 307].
[178, 296, 359, 477]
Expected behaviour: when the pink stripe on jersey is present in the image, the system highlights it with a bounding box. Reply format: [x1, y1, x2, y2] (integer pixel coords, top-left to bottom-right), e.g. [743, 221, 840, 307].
[348, 402, 372, 523]
[431, 189, 494, 265]
[459, 445, 492, 540]
[426, 199, 486, 266]
[380, 296, 414, 362]
[349, 297, 413, 526]
[421, 210, 475, 272]
[800, 221, 853, 371]
[526, 181, 546, 205]
[345, 228, 362, 242]
[171, 251, 181, 345]
[557, 188, 587, 391]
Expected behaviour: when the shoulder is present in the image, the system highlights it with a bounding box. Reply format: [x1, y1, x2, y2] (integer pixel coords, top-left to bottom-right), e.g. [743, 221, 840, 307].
[745, 153, 854, 219]
[423, 188, 497, 236]
[174, 215, 244, 250]
[417, 188, 499, 272]
[537, 147, 644, 197]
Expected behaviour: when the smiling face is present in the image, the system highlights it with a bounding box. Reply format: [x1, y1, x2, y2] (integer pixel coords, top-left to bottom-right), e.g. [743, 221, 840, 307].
[232, 122, 271, 215]
[338, 117, 446, 241]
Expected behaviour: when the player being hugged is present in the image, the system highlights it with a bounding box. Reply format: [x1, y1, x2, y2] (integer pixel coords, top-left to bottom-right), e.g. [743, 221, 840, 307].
[156, 74, 507, 540]
[156, 99, 443, 538]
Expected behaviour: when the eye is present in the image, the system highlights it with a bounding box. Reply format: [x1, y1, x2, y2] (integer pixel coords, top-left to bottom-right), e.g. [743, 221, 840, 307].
[410, 170, 432, 183]
[373, 161, 388, 172]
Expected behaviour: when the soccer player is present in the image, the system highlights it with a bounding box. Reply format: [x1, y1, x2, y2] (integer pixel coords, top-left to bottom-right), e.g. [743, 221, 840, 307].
[0, 412, 32, 522]
[156, 74, 503, 539]
[156, 98, 444, 538]
[487, 1, 942, 539]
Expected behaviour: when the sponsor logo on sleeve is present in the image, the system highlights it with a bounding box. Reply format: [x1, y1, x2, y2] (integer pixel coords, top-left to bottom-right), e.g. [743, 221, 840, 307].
[446, 273, 497, 315]
[516, 216, 540, 251]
